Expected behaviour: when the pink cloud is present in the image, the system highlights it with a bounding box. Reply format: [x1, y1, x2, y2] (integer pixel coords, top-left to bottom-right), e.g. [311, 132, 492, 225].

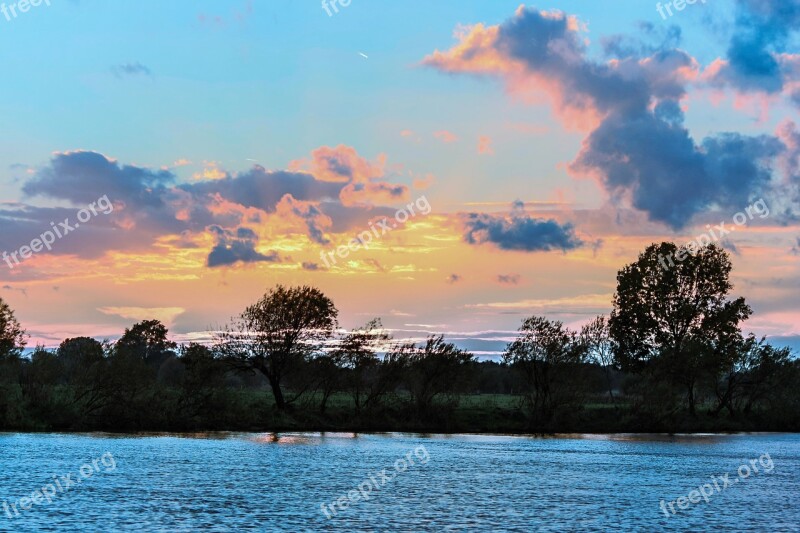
[290, 144, 386, 184]
[434, 130, 459, 143]
[477, 135, 494, 155]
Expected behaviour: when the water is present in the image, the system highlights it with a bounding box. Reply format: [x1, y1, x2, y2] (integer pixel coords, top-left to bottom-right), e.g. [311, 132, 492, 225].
[0, 432, 798, 532]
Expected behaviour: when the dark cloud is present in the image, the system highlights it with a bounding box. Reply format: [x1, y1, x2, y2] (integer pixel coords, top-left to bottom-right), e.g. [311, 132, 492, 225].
[0, 203, 136, 259]
[4, 151, 405, 267]
[11, 152, 185, 257]
[496, 274, 520, 285]
[179, 166, 342, 213]
[206, 225, 280, 268]
[278, 197, 331, 245]
[720, 238, 740, 255]
[427, 7, 800, 228]
[496, 9, 740, 228]
[572, 113, 783, 229]
[1, 285, 27, 297]
[446, 274, 462, 284]
[462, 201, 583, 252]
[497, 9, 664, 115]
[316, 201, 396, 233]
[601, 22, 682, 60]
[498, 7, 789, 229]
[709, 0, 800, 93]
[112, 62, 152, 78]
[23, 151, 173, 207]
[301, 261, 321, 271]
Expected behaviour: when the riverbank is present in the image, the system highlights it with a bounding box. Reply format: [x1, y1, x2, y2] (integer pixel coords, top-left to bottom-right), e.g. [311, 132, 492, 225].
[3, 392, 798, 434]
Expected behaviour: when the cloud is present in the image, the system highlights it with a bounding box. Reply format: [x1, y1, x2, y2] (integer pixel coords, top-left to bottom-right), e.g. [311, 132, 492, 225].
[413, 173, 435, 190]
[461, 201, 583, 252]
[424, 6, 798, 229]
[570, 112, 784, 228]
[23, 151, 174, 207]
[466, 293, 612, 315]
[5, 147, 419, 269]
[477, 135, 494, 155]
[720, 238, 740, 255]
[291, 144, 385, 184]
[434, 130, 459, 143]
[97, 306, 185, 326]
[705, 0, 800, 95]
[1, 285, 27, 297]
[274, 195, 332, 245]
[446, 274, 462, 284]
[181, 165, 342, 213]
[192, 161, 227, 181]
[339, 180, 408, 207]
[0, 202, 147, 259]
[601, 22, 682, 60]
[112, 62, 152, 78]
[496, 274, 521, 285]
[290, 145, 409, 207]
[301, 261, 321, 271]
[206, 225, 280, 267]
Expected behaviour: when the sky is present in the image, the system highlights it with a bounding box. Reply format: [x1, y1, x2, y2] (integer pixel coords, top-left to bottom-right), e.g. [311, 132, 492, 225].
[1, 0, 799, 357]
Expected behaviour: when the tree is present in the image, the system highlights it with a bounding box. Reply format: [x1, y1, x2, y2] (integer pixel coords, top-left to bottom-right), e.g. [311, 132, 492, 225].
[218, 285, 338, 410]
[400, 336, 474, 416]
[332, 318, 392, 414]
[581, 316, 617, 404]
[0, 298, 26, 360]
[21, 347, 62, 416]
[57, 337, 109, 421]
[58, 337, 105, 382]
[116, 320, 177, 369]
[712, 334, 792, 416]
[178, 343, 231, 425]
[504, 316, 588, 423]
[609, 242, 751, 416]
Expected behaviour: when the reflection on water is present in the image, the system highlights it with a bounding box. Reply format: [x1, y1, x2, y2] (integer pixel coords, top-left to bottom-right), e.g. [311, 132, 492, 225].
[0, 432, 797, 531]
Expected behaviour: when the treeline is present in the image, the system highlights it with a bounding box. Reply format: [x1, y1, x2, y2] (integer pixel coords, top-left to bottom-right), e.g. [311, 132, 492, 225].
[0, 241, 798, 433]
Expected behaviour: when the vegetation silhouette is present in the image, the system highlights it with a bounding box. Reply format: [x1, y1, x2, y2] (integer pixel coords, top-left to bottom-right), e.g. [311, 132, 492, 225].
[0, 242, 797, 433]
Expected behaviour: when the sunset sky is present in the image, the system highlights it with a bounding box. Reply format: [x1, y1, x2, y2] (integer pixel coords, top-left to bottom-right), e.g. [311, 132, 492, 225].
[1, 0, 799, 356]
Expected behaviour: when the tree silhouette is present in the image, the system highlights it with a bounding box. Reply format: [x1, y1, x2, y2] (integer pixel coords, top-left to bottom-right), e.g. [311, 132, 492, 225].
[581, 316, 616, 404]
[400, 335, 474, 416]
[332, 318, 391, 414]
[505, 316, 587, 423]
[219, 285, 338, 410]
[117, 320, 177, 370]
[609, 242, 751, 416]
[0, 297, 26, 360]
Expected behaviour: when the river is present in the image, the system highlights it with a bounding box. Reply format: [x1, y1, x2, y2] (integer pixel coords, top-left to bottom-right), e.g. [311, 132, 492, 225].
[0, 432, 797, 531]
